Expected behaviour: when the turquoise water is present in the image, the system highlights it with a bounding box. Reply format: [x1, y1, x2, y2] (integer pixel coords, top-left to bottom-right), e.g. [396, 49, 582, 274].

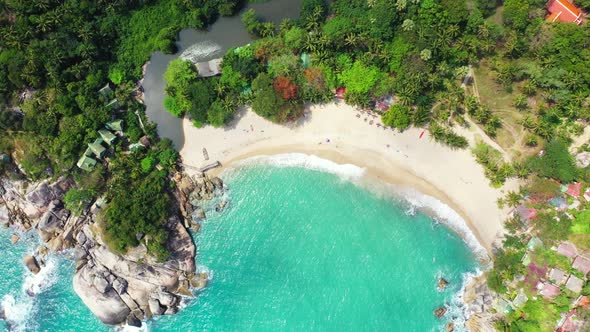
[0, 161, 479, 331]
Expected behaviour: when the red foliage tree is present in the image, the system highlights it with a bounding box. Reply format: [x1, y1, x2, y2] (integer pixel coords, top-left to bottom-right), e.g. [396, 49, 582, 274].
[273, 76, 299, 100]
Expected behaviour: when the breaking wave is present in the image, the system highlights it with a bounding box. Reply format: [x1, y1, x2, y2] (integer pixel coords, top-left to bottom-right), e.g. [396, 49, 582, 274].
[235, 153, 366, 181]
[1, 253, 58, 332]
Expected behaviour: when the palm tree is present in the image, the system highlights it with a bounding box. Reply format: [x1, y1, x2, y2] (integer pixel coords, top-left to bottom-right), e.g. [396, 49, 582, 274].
[519, 115, 536, 131]
[522, 80, 537, 96]
[304, 35, 317, 52]
[505, 191, 522, 208]
[344, 33, 358, 48]
[402, 19, 414, 32]
[278, 19, 292, 34]
[513, 94, 528, 110]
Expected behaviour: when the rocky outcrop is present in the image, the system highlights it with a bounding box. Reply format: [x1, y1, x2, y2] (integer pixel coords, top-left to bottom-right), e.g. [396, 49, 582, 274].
[1, 175, 199, 327]
[463, 274, 497, 332]
[23, 255, 40, 274]
[71, 214, 196, 326]
[173, 172, 226, 232]
[0, 177, 73, 230]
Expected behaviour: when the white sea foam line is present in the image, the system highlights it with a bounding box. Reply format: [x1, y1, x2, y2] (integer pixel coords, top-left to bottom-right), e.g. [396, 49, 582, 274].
[1, 252, 59, 332]
[395, 187, 488, 259]
[445, 269, 484, 331]
[233, 153, 366, 180]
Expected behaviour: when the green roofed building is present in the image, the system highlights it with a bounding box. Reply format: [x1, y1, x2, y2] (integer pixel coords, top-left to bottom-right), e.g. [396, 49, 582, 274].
[77, 155, 97, 172]
[98, 129, 117, 145]
[88, 138, 106, 158]
[98, 84, 113, 98]
[301, 53, 310, 69]
[106, 98, 119, 110]
[106, 119, 123, 132]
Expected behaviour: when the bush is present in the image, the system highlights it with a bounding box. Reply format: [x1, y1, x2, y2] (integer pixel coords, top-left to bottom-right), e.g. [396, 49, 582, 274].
[529, 139, 577, 182]
[382, 105, 411, 130]
[141, 157, 156, 173]
[64, 189, 94, 215]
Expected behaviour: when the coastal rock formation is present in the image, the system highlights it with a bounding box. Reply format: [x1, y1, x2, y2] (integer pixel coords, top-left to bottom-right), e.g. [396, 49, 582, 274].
[23, 255, 40, 274]
[463, 274, 497, 332]
[173, 172, 225, 231]
[71, 215, 195, 325]
[0, 176, 199, 327]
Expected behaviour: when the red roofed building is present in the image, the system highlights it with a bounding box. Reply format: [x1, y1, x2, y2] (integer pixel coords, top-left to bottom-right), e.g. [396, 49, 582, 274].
[547, 0, 584, 25]
[566, 182, 582, 197]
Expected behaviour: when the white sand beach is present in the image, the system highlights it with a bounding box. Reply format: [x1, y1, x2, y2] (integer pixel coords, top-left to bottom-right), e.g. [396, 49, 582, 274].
[179, 102, 519, 254]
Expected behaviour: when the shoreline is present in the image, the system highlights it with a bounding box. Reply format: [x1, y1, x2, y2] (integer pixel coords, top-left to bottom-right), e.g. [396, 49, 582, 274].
[179, 102, 519, 256]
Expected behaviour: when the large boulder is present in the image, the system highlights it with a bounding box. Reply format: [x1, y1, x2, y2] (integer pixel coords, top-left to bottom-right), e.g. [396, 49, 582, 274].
[156, 291, 177, 307]
[112, 278, 127, 294]
[37, 200, 66, 240]
[23, 255, 40, 274]
[74, 266, 130, 325]
[148, 299, 164, 316]
[93, 275, 110, 294]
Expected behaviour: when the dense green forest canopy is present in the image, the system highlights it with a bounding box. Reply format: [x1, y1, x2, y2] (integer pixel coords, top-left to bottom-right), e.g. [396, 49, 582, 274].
[0, 0, 246, 259]
[163, 0, 590, 156]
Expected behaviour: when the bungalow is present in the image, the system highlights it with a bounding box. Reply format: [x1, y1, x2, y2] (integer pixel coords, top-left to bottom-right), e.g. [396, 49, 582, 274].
[106, 98, 119, 110]
[105, 119, 123, 132]
[557, 242, 578, 259]
[549, 268, 568, 285]
[572, 256, 590, 275]
[335, 87, 346, 99]
[565, 275, 584, 293]
[515, 205, 538, 224]
[98, 129, 117, 145]
[512, 290, 528, 308]
[565, 182, 582, 198]
[547, 0, 584, 25]
[77, 155, 97, 172]
[98, 83, 113, 98]
[539, 282, 561, 299]
[87, 138, 106, 158]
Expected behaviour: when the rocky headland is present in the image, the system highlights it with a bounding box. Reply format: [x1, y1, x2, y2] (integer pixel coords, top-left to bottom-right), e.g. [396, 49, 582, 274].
[0, 171, 224, 327]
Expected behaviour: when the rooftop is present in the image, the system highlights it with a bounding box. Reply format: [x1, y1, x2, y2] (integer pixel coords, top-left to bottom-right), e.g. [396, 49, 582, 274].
[77, 155, 97, 172]
[573, 256, 590, 275]
[547, 0, 584, 25]
[557, 242, 578, 259]
[539, 282, 561, 299]
[565, 275, 584, 293]
[98, 129, 117, 145]
[88, 139, 106, 158]
[106, 119, 123, 132]
[549, 268, 568, 285]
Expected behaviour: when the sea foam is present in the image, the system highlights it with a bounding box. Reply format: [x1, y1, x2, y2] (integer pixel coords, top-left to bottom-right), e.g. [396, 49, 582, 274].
[1, 252, 58, 332]
[236, 153, 366, 181]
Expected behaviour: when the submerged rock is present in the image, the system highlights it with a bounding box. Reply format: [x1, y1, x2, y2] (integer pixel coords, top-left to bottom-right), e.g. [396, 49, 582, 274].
[434, 306, 447, 318]
[10, 234, 20, 244]
[23, 255, 40, 274]
[438, 277, 450, 290]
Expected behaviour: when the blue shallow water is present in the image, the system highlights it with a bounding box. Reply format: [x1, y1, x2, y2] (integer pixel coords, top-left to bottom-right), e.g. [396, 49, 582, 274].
[0, 164, 478, 331]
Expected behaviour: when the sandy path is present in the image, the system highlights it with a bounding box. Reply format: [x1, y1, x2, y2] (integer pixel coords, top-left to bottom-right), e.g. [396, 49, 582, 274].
[178, 102, 519, 255]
